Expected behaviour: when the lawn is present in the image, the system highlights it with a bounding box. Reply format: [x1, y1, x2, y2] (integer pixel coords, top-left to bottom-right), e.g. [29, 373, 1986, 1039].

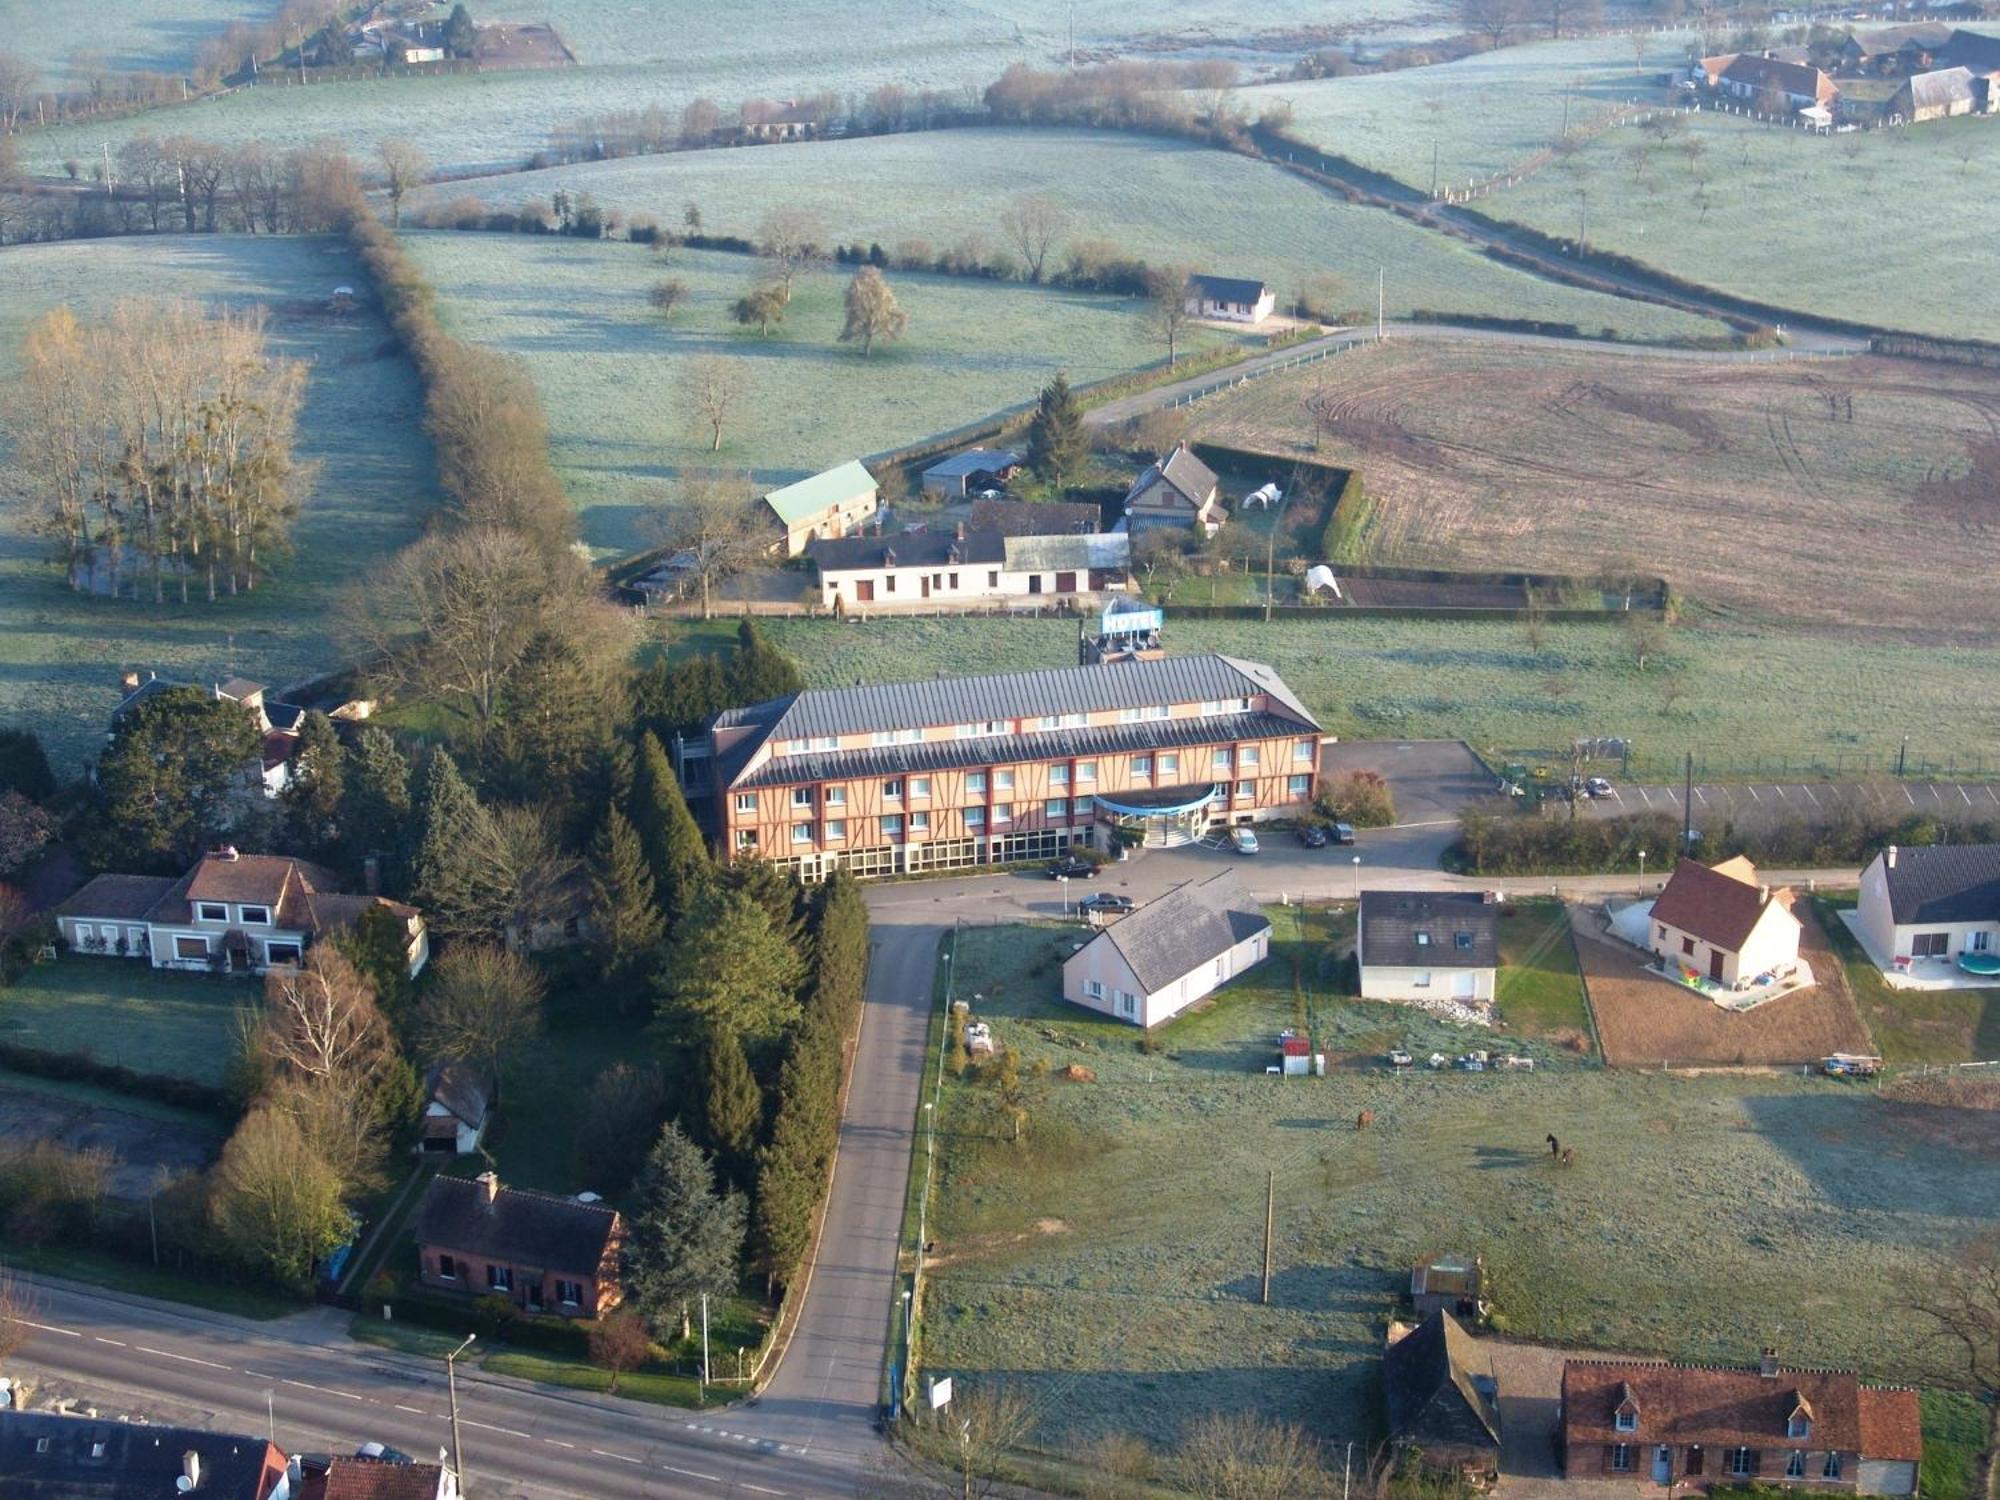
[407, 129, 1723, 348]
[0, 234, 436, 775]
[6, 0, 258, 86]
[407, 232, 1247, 552]
[0, 960, 251, 1085]
[473, 1005, 635, 1196]
[920, 920, 2000, 1456]
[1918, 1390, 1992, 1500]
[759, 614, 2000, 781]
[1494, 898, 1594, 1049]
[1812, 896, 2000, 1067]
[1185, 339, 2000, 636]
[0, 1234, 297, 1319]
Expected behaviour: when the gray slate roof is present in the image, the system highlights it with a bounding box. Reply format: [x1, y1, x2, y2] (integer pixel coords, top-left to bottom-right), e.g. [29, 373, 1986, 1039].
[1941, 26, 2000, 68]
[713, 653, 1319, 764]
[808, 529, 1006, 573]
[1003, 532, 1129, 573]
[922, 447, 1021, 480]
[1383, 1312, 1502, 1448]
[1721, 53, 1830, 97]
[968, 499, 1103, 536]
[1359, 890, 1500, 970]
[1081, 869, 1268, 995]
[1189, 273, 1270, 305]
[425, 1062, 492, 1128]
[415, 1175, 619, 1274]
[1877, 843, 2000, 924]
[1125, 443, 1219, 511]
[0, 1410, 279, 1499]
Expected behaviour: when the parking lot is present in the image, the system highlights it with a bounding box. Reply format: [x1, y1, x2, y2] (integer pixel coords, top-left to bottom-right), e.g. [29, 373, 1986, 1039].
[1581, 778, 2000, 829]
[1320, 738, 1493, 827]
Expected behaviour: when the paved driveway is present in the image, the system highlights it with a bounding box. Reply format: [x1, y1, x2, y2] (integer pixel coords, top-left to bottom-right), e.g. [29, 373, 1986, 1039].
[1321, 738, 1494, 828]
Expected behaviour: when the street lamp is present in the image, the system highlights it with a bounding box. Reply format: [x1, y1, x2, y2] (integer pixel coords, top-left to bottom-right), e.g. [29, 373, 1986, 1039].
[1057, 873, 1070, 917]
[1637, 849, 1648, 898]
[445, 1333, 476, 1491]
[1351, 855, 1361, 901]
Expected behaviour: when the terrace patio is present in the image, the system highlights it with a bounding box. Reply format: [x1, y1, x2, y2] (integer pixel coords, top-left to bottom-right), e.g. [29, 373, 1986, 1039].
[1836, 907, 2000, 992]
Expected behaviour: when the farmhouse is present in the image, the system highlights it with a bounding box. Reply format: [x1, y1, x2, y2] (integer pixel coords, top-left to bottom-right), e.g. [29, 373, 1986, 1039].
[1717, 54, 1839, 110]
[1646, 856, 1801, 987]
[1060, 869, 1270, 1027]
[1411, 1251, 1487, 1320]
[1382, 1311, 1502, 1473]
[763, 460, 880, 557]
[1185, 273, 1277, 326]
[1124, 442, 1225, 536]
[55, 849, 429, 978]
[682, 652, 1321, 878]
[297, 1454, 460, 1499]
[740, 98, 825, 141]
[808, 525, 1131, 610]
[0, 1410, 289, 1500]
[413, 1172, 624, 1319]
[1560, 1352, 1921, 1494]
[921, 447, 1022, 498]
[1357, 890, 1500, 1004]
[1854, 842, 2000, 979]
[1939, 26, 2000, 71]
[111, 672, 306, 798]
[420, 1063, 493, 1155]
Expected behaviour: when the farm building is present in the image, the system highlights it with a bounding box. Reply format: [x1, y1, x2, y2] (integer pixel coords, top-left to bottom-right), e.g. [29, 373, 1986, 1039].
[1184, 273, 1277, 326]
[1411, 1251, 1487, 1320]
[1646, 856, 1801, 988]
[414, 1172, 625, 1320]
[1560, 1351, 1921, 1494]
[1382, 1311, 1502, 1473]
[1123, 442, 1225, 536]
[763, 460, 881, 556]
[1357, 890, 1499, 1003]
[921, 447, 1023, 498]
[1853, 842, 2000, 981]
[1716, 54, 1839, 110]
[807, 526, 1130, 609]
[1898, 65, 1983, 118]
[1061, 870, 1270, 1027]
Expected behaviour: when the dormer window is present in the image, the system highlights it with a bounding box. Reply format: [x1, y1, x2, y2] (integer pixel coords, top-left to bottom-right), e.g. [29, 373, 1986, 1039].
[1787, 1414, 1811, 1440]
[1415, 931, 1431, 947]
[1615, 1410, 1637, 1432]
[197, 903, 228, 923]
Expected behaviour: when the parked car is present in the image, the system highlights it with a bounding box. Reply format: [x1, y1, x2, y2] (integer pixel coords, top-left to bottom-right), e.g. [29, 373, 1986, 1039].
[1296, 823, 1330, 848]
[1080, 892, 1136, 916]
[1048, 855, 1099, 880]
[1230, 827, 1260, 855]
[1388, 1048, 1413, 1069]
[356, 1443, 415, 1463]
[1586, 776, 1613, 798]
[1332, 822, 1356, 844]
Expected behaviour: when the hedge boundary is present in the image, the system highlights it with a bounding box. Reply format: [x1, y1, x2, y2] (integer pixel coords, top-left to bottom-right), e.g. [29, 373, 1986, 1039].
[0, 1040, 236, 1119]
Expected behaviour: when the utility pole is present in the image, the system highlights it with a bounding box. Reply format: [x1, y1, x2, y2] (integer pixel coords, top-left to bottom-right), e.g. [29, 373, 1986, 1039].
[264, 1388, 274, 1446]
[1068, 2, 1076, 68]
[700, 1293, 712, 1389]
[1343, 1440, 1354, 1500]
[445, 1334, 475, 1492]
[1260, 1170, 1274, 1304]
[1430, 137, 1439, 198]
[1577, 191, 1588, 258]
[102, 142, 114, 195]
[1376, 268, 1384, 341]
[1682, 750, 1694, 853]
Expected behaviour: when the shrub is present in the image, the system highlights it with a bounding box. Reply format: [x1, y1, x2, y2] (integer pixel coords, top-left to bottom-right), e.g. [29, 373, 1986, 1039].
[1316, 770, 1396, 828]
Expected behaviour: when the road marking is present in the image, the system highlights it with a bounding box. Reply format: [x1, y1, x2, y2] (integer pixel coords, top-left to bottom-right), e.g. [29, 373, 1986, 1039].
[463, 1420, 530, 1437]
[1693, 786, 1707, 805]
[1903, 785, 1916, 805]
[742, 1486, 786, 1496]
[93, 1337, 126, 1348]
[243, 1370, 277, 1381]
[394, 1405, 429, 1416]
[1637, 787, 1652, 806]
[22, 1320, 79, 1339]
[1961, 784, 1974, 805]
[590, 1448, 641, 1464]
[543, 1438, 577, 1449]
[283, 1379, 363, 1402]
[138, 1346, 231, 1371]
[1774, 785, 1787, 799]
[1746, 786, 1760, 802]
[1608, 788, 1625, 805]
[1802, 785, 1820, 806]
[662, 1465, 723, 1483]
[1928, 784, 1942, 802]
[1987, 785, 1999, 805]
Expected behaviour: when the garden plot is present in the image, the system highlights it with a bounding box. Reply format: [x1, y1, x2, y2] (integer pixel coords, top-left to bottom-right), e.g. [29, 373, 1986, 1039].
[0, 1075, 221, 1201]
[0, 961, 252, 1087]
[0, 234, 436, 774]
[921, 919, 1998, 1455]
[409, 130, 1722, 344]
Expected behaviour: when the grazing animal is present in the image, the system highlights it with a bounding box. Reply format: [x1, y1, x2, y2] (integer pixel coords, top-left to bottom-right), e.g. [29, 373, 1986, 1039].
[1547, 1133, 1560, 1158]
[1559, 1146, 1577, 1169]
[1357, 1109, 1375, 1130]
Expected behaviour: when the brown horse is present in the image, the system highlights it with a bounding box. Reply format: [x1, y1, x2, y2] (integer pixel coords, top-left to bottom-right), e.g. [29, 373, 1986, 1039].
[1559, 1146, 1577, 1169]
[1357, 1109, 1375, 1130]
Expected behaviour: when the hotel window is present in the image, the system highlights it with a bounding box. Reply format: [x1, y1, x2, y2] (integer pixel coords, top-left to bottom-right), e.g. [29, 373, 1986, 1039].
[911, 777, 931, 798]
[884, 779, 903, 801]
[911, 811, 930, 833]
[1119, 707, 1142, 723]
[965, 808, 985, 828]
[1077, 761, 1097, 783]
[1147, 704, 1171, 721]
[1236, 780, 1254, 800]
[824, 819, 846, 840]
[1061, 712, 1087, 729]
[1240, 745, 1259, 768]
[1132, 755, 1153, 778]
[993, 804, 1013, 825]
[792, 824, 813, 845]
[735, 830, 758, 851]
[1289, 775, 1310, 796]
[198, 902, 229, 923]
[1237, 696, 1254, 711]
[735, 793, 757, 815]
[995, 770, 1014, 791]
[1212, 748, 1232, 773]
[1036, 716, 1060, 731]
[810, 736, 838, 752]
[1159, 753, 1179, 777]
[884, 815, 904, 837]
[1294, 739, 1314, 762]
[1074, 795, 1094, 815]
[1046, 798, 1068, 819]
[826, 786, 846, 807]
[967, 772, 987, 794]
[1200, 700, 1224, 716]
[1049, 764, 1069, 786]
[792, 787, 814, 808]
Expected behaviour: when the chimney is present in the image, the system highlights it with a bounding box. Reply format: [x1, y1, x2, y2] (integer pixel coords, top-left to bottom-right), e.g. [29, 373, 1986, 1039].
[1759, 884, 1770, 902]
[1760, 1347, 1780, 1378]
[215, 845, 239, 862]
[478, 1171, 500, 1206]
[1886, 844, 1898, 870]
[955, 521, 966, 541]
[180, 1450, 203, 1490]
[362, 855, 381, 896]
[120, 670, 141, 692]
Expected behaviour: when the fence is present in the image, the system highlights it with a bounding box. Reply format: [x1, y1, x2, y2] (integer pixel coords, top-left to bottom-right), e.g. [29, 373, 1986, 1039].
[1620, 749, 2000, 783]
[1164, 336, 1373, 410]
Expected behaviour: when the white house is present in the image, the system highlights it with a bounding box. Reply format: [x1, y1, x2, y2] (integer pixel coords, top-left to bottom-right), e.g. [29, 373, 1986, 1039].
[1061, 870, 1270, 1028]
[1357, 890, 1499, 1003]
[809, 527, 1129, 609]
[1646, 855, 1802, 987]
[1123, 442, 1225, 536]
[1185, 273, 1277, 326]
[1855, 842, 2000, 977]
[54, 849, 429, 978]
[763, 460, 880, 557]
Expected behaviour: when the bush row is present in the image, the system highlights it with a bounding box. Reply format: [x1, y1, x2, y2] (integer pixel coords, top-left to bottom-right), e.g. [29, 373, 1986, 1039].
[0, 1039, 235, 1118]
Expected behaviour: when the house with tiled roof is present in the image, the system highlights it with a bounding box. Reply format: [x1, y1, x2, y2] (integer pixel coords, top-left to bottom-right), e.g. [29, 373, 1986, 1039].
[414, 1172, 625, 1319]
[1718, 53, 1839, 110]
[297, 1454, 460, 1500]
[1383, 1310, 1502, 1472]
[1560, 1350, 1920, 1494]
[1123, 442, 1225, 536]
[55, 848, 428, 977]
[1061, 870, 1270, 1027]
[1855, 841, 2000, 979]
[762, 459, 879, 556]
[1646, 855, 1801, 988]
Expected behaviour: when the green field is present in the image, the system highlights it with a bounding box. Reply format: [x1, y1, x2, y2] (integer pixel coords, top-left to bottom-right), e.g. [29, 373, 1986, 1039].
[757, 614, 2000, 776]
[408, 232, 1250, 551]
[410, 129, 1723, 345]
[0, 234, 436, 774]
[6, 0, 260, 87]
[0, 961, 250, 1085]
[921, 920, 1998, 1451]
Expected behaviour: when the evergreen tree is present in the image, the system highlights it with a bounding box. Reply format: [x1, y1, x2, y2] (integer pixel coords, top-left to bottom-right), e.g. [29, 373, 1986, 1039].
[728, 618, 805, 704]
[411, 750, 503, 939]
[701, 1024, 764, 1178]
[442, 1, 477, 56]
[716, 856, 807, 956]
[341, 727, 412, 883]
[486, 631, 614, 832]
[630, 732, 709, 929]
[0, 727, 56, 802]
[633, 653, 732, 744]
[333, 903, 417, 1028]
[752, 1034, 840, 1290]
[91, 686, 261, 870]
[587, 807, 666, 1000]
[282, 711, 346, 856]
[1025, 372, 1091, 492]
[623, 1122, 746, 1341]
[654, 884, 803, 1043]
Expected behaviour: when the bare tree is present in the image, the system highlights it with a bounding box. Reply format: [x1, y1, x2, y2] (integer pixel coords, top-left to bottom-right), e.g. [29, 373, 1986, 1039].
[657, 469, 764, 618]
[0, 1269, 34, 1364]
[415, 943, 545, 1094]
[262, 947, 392, 1087]
[588, 1309, 653, 1392]
[1173, 1412, 1332, 1500]
[648, 279, 690, 319]
[0, 52, 39, 135]
[1463, 0, 1524, 46]
[1908, 1232, 2000, 1394]
[840, 266, 909, 356]
[682, 357, 750, 455]
[377, 138, 429, 228]
[1148, 265, 1195, 367]
[997, 193, 1071, 283]
[877, 1383, 1037, 1500]
[756, 207, 827, 303]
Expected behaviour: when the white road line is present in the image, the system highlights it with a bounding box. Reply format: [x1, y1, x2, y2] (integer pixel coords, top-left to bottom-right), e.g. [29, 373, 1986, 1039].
[1961, 785, 1974, 805]
[543, 1439, 577, 1449]
[1638, 787, 1653, 806]
[1928, 784, 1942, 801]
[742, 1486, 786, 1496]
[93, 1337, 126, 1347]
[282, 1379, 363, 1402]
[137, 1347, 231, 1371]
[1694, 786, 1708, 805]
[590, 1449, 641, 1464]
[1987, 785, 2000, 805]
[1903, 784, 1916, 805]
[22, 1320, 79, 1338]
[1774, 785, 1787, 799]
[1609, 788, 1625, 805]
[394, 1405, 429, 1416]
[1747, 786, 1760, 801]
[1802, 785, 1820, 806]
[243, 1370, 277, 1380]
[663, 1465, 723, 1483]
[463, 1420, 530, 1437]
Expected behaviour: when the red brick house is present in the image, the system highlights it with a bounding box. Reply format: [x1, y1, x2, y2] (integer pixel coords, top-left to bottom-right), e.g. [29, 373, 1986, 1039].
[413, 1173, 624, 1319]
[1561, 1352, 1922, 1494]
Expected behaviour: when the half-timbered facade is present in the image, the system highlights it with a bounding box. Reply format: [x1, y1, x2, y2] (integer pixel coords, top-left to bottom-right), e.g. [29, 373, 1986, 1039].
[684, 654, 1323, 878]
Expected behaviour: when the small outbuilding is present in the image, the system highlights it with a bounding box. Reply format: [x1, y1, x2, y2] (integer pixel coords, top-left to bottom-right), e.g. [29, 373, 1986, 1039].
[1383, 1310, 1502, 1472]
[1411, 1251, 1487, 1321]
[1123, 442, 1224, 537]
[420, 1063, 493, 1155]
[762, 460, 880, 557]
[921, 447, 1022, 499]
[1357, 890, 1500, 1003]
[1061, 870, 1269, 1027]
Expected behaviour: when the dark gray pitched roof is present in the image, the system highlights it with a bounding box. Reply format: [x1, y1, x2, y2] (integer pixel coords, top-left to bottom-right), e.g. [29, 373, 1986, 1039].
[1383, 1311, 1502, 1448]
[968, 499, 1103, 536]
[1721, 53, 1830, 96]
[1941, 26, 2000, 67]
[1189, 273, 1270, 304]
[808, 529, 1006, 573]
[711, 653, 1319, 772]
[414, 1175, 619, 1274]
[0, 1410, 282, 1499]
[55, 873, 179, 921]
[1125, 443, 1219, 510]
[1876, 843, 2000, 924]
[1359, 890, 1499, 970]
[922, 447, 1021, 479]
[1082, 869, 1268, 995]
[425, 1063, 491, 1127]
